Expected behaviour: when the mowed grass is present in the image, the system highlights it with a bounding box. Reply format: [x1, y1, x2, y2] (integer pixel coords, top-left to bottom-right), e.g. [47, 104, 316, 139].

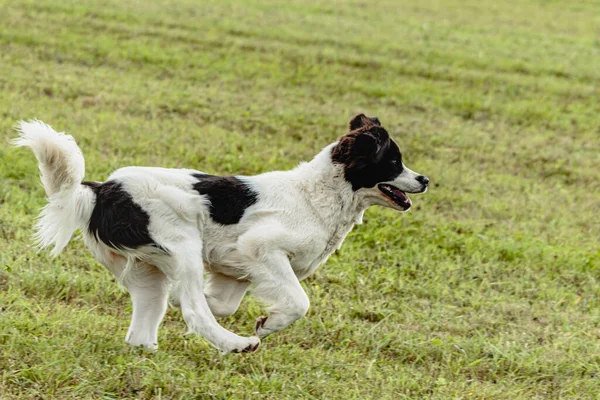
[1, 0, 599, 398]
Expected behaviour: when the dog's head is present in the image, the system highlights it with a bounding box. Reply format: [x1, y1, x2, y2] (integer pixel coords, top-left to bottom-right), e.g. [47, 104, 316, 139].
[331, 114, 428, 211]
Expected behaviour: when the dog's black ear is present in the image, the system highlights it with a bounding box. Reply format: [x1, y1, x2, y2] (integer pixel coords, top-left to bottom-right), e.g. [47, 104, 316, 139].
[370, 116, 381, 126]
[349, 114, 383, 131]
[349, 114, 376, 131]
[353, 132, 378, 157]
[334, 117, 390, 165]
[354, 126, 389, 160]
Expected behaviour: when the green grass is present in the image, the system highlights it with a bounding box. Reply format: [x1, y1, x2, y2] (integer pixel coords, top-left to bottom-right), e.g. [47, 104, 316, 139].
[1, 0, 599, 398]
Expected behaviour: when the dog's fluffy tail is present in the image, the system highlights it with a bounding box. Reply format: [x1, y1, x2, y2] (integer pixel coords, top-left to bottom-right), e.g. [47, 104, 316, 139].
[13, 120, 95, 256]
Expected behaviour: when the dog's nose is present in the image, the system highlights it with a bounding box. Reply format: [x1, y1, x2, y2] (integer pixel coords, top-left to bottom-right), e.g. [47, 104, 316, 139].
[416, 175, 429, 185]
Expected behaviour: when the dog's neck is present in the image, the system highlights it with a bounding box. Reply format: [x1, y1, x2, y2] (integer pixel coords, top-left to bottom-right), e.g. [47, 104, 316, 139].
[293, 143, 367, 233]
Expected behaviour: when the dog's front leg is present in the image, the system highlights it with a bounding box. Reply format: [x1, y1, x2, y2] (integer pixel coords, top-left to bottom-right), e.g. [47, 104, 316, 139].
[205, 271, 251, 318]
[170, 244, 260, 354]
[250, 251, 310, 338]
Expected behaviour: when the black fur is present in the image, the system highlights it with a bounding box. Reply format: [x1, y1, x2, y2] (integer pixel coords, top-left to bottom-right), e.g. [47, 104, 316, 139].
[82, 181, 164, 251]
[349, 114, 381, 130]
[191, 173, 258, 225]
[331, 114, 404, 190]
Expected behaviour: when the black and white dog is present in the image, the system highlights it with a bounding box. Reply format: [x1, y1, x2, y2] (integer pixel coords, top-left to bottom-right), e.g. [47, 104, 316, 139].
[14, 114, 428, 353]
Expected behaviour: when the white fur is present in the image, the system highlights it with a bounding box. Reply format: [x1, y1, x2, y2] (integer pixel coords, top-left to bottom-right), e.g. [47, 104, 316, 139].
[13, 121, 95, 256]
[15, 121, 427, 353]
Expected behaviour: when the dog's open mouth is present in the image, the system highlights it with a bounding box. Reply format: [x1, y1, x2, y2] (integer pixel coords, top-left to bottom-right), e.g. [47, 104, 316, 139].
[378, 184, 412, 210]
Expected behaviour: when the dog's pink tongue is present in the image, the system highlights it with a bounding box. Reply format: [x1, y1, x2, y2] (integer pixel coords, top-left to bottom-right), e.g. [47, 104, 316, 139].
[392, 187, 411, 206]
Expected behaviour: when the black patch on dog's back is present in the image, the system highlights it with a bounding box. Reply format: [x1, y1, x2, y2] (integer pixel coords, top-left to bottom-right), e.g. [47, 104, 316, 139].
[191, 173, 258, 225]
[82, 181, 164, 251]
[331, 114, 404, 190]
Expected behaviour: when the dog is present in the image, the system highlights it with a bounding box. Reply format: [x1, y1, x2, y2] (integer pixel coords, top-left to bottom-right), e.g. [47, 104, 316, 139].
[13, 114, 429, 353]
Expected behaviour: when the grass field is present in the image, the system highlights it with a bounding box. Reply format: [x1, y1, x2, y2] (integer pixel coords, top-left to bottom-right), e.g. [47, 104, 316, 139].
[1, 0, 599, 398]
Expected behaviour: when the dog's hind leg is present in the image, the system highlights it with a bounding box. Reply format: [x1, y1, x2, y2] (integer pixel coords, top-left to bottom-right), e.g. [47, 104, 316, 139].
[205, 272, 251, 318]
[122, 261, 169, 351]
[165, 241, 260, 354]
[85, 241, 169, 350]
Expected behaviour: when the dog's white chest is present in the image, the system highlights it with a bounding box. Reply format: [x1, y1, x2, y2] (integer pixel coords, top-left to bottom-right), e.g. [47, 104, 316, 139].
[290, 218, 358, 280]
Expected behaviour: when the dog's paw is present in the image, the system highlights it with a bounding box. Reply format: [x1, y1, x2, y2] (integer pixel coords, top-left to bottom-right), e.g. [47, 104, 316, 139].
[226, 336, 261, 354]
[126, 340, 158, 352]
[255, 316, 273, 338]
[126, 331, 159, 351]
[255, 316, 268, 332]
